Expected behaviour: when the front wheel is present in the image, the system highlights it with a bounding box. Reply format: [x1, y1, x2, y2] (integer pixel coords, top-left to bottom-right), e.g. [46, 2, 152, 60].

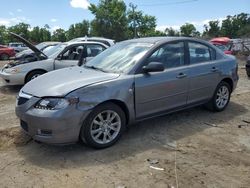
[80, 102, 126, 149]
[25, 70, 45, 83]
[206, 81, 231, 112]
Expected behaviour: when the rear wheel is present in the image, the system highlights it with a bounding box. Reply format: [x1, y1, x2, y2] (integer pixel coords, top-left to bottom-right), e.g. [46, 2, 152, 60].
[0, 53, 9, 60]
[206, 81, 231, 112]
[25, 70, 46, 83]
[80, 102, 126, 149]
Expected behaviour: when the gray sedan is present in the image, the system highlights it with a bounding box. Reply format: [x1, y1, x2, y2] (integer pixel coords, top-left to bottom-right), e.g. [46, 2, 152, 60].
[16, 37, 238, 148]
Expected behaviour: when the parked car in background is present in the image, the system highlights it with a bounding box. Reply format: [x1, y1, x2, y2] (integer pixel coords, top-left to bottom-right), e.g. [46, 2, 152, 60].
[0, 33, 108, 85]
[8, 42, 28, 53]
[69, 36, 115, 47]
[0, 45, 15, 60]
[246, 55, 250, 77]
[15, 37, 238, 148]
[210, 37, 233, 55]
[14, 41, 61, 62]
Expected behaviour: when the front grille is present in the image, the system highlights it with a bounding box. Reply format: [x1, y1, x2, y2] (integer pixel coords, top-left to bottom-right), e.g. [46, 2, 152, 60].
[20, 120, 28, 132]
[17, 97, 29, 105]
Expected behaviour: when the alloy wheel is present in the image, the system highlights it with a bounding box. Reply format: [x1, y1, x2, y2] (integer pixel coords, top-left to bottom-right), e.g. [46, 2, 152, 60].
[216, 85, 229, 109]
[90, 110, 121, 144]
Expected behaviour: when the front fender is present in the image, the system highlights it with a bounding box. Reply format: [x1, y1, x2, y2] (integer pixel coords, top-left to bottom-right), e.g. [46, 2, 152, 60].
[67, 75, 136, 124]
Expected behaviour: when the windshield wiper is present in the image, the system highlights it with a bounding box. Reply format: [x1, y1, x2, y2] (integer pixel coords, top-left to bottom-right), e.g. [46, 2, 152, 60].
[84, 65, 107, 73]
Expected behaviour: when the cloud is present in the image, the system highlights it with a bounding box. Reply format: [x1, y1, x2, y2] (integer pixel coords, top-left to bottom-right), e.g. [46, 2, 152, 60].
[17, 9, 22, 12]
[70, 0, 90, 9]
[0, 17, 31, 27]
[50, 18, 58, 23]
[157, 17, 226, 32]
[51, 26, 61, 32]
[156, 25, 181, 32]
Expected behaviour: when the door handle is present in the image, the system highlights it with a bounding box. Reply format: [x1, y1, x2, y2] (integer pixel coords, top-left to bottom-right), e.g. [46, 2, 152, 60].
[176, 73, 187, 79]
[211, 67, 218, 72]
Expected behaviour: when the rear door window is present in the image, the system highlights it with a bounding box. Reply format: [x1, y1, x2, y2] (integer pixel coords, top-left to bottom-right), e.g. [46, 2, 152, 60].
[188, 42, 215, 64]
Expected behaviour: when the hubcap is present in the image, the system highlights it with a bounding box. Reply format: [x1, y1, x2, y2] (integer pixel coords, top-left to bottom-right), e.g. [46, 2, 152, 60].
[31, 74, 41, 80]
[90, 110, 121, 144]
[216, 86, 229, 109]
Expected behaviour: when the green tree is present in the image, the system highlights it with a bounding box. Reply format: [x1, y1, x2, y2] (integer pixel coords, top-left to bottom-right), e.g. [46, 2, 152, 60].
[0, 25, 8, 44]
[89, 0, 128, 41]
[8, 22, 30, 41]
[30, 26, 41, 43]
[66, 20, 90, 40]
[165, 27, 179, 36]
[203, 20, 220, 38]
[127, 4, 157, 38]
[180, 23, 197, 37]
[52, 28, 66, 42]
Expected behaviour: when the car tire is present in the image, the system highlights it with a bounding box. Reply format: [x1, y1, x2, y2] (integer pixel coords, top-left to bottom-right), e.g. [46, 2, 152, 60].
[205, 81, 231, 112]
[0, 53, 9, 60]
[80, 102, 126, 149]
[246, 70, 250, 77]
[25, 70, 46, 83]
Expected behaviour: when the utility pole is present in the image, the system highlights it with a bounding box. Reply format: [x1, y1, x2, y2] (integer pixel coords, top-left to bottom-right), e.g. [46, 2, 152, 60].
[129, 3, 137, 38]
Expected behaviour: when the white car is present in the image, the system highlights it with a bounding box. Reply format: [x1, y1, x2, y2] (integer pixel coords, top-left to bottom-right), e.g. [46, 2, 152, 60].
[8, 42, 29, 53]
[69, 37, 115, 47]
[0, 33, 108, 85]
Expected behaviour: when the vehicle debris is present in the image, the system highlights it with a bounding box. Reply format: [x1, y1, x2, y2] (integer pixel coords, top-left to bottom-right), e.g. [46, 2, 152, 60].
[149, 165, 165, 171]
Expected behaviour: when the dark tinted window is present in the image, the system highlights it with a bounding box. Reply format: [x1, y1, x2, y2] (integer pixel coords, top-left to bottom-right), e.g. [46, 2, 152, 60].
[147, 42, 185, 69]
[188, 42, 215, 64]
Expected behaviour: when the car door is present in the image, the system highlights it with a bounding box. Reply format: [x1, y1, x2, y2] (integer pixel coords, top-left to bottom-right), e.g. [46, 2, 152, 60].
[54, 44, 106, 70]
[187, 41, 221, 104]
[135, 41, 189, 118]
[54, 44, 84, 70]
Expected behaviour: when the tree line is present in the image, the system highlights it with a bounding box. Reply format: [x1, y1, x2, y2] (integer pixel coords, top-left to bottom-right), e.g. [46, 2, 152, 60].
[0, 0, 249, 44]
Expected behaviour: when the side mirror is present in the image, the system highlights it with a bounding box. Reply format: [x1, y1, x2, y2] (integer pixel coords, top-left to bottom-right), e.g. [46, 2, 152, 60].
[78, 47, 88, 66]
[142, 62, 164, 73]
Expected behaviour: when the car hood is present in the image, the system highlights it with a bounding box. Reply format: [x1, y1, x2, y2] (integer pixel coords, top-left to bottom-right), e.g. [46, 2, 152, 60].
[10, 32, 47, 58]
[21, 66, 120, 97]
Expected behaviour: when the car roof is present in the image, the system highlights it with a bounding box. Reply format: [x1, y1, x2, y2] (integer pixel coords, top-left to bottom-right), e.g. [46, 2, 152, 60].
[63, 41, 109, 48]
[127, 36, 198, 43]
[124, 37, 214, 47]
[40, 41, 61, 45]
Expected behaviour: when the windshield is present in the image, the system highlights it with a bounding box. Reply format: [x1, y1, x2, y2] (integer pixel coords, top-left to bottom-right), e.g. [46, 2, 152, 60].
[85, 42, 153, 73]
[35, 42, 47, 50]
[44, 44, 66, 57]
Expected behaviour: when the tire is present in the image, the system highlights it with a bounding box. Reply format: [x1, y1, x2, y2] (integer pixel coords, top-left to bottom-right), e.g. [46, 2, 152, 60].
[247, 70, 250, 77]
[205, 81, 231, 112]
[80, 102, 126, 149]
[25, 70, 46, 83]
[0, 53, 9, 60]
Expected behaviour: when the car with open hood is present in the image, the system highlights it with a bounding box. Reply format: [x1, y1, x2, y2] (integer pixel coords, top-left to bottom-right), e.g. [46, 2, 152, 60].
[15, 37, 238, 149]
[0, 33, 108, 85]
[14, 41, 61, 61]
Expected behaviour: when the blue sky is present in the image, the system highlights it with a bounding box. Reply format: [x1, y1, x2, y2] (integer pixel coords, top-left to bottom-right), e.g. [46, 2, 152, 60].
[0, 0, 249, 32]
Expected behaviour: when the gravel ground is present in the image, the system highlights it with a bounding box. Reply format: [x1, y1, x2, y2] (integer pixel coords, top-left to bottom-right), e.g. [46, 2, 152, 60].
[0, 60, 250, 188]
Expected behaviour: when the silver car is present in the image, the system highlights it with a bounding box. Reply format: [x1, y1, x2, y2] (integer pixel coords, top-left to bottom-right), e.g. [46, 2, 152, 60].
[16, 37, 238, 148]
[0, 33, 108, 85]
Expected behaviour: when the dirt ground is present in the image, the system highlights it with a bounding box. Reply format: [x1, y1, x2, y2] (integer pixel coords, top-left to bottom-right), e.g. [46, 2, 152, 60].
[0, 60, 250, 188]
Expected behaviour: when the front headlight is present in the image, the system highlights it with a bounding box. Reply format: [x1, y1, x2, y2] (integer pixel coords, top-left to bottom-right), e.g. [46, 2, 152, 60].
[34, 97, 78, 110]
[4, 67, 21, 74]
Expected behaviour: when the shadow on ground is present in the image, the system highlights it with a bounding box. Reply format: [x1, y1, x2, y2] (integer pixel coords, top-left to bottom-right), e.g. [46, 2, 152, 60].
[15, 100, 248, 170]
[0, 85, 22, 95]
